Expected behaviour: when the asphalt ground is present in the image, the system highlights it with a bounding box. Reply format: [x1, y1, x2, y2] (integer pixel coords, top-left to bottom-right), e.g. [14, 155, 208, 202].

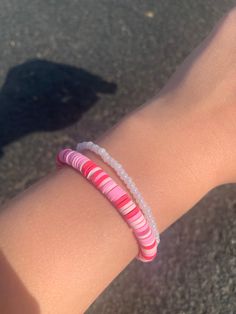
[0, 1, 235, 313]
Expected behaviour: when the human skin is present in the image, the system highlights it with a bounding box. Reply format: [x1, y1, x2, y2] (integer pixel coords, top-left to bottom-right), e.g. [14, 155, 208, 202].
[0, 7, 236, 314]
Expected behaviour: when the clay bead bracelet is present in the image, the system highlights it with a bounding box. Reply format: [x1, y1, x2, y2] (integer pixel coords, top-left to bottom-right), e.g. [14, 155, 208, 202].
[56, 148, 158, 262]
[76, 141, 160, 246]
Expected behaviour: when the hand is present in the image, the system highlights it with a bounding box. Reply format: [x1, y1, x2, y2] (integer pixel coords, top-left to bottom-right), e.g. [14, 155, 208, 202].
[134, 7, 236, 187]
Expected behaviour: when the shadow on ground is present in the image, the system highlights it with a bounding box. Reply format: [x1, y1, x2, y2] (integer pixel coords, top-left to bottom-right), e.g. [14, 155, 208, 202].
[0, 59, 117, 157]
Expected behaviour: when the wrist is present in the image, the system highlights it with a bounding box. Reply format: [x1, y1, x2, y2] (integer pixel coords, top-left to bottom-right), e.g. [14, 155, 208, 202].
[94, 98, 222, 232]
[134, 96, 228, 188]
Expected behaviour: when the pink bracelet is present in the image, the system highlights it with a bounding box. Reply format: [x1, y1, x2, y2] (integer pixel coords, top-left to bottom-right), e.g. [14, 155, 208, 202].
[76, 141, 160, 245]
[56, 148, 158, 262]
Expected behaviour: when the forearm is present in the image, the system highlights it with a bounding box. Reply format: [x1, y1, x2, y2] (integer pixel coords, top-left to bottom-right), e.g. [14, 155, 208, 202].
[0, 96, 222, 314]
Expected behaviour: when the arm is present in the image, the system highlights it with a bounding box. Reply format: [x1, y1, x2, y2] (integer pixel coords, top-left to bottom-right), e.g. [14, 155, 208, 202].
[0, 8, 236, 314]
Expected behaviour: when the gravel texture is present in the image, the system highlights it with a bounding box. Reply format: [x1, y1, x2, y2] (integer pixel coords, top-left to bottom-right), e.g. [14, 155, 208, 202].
[0, 1, 235, 313]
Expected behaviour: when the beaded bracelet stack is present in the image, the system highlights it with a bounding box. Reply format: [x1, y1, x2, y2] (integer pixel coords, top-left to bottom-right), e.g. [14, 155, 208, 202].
[56, 143, 160, 262]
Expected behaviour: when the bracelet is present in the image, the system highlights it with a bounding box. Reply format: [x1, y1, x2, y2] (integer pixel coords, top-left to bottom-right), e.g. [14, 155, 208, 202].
[76, 141, 160, 246]
[56, 148, 158, 262]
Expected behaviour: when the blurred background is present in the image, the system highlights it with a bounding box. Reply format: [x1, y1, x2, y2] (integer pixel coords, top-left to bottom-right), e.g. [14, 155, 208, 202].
[0, 1, 235, 313]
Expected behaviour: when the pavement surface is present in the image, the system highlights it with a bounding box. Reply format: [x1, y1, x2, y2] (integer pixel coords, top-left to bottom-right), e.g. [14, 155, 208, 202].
[0, 1, 236, 313]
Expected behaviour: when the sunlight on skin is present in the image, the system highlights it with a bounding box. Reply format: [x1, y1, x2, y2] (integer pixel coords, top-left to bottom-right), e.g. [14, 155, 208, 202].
[0, 8, 236, 314]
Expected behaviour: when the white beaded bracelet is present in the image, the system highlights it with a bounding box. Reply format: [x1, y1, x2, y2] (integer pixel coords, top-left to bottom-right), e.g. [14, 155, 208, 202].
[76, 141, 160, 245]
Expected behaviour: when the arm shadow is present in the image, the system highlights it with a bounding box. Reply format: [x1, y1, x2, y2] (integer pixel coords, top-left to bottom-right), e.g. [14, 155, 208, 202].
[0, 250, 40, 314]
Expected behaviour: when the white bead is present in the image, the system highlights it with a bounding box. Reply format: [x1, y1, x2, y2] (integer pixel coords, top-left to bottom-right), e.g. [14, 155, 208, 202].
[120, 170, 126, 176]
